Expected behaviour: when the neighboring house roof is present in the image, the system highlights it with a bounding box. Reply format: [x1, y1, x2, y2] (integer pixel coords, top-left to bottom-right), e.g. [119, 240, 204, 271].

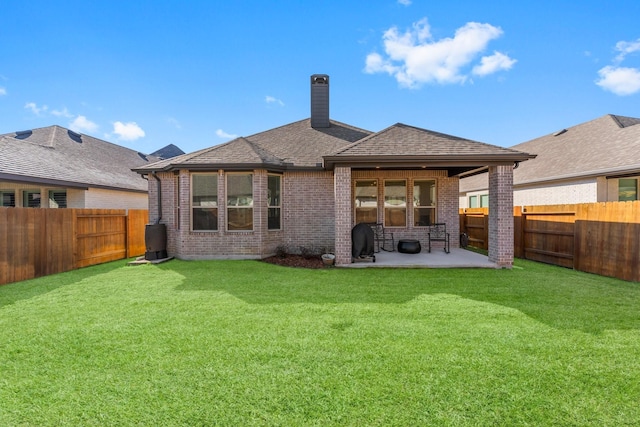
[0, 125, 158, 192]
[135, 120, 534, 175]
[134, 118, 373, 172]
[460, 114, 640, 192]
[324, 123, 535, 173]
[150, 144, 185, 160]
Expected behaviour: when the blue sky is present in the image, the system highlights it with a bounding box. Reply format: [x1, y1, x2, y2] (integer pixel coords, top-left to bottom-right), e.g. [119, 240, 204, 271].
[1, 0, 639, 154]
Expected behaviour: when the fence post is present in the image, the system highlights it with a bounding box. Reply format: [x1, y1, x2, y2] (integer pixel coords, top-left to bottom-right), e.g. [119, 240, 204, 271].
[513, 206, 523, 258]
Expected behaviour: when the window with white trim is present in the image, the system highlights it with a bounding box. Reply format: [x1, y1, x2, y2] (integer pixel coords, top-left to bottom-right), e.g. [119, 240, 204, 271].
[1, 190, 15, 207]
[23, 191, 41, 208]
[49, 190, 67, 208]
[227, 173, 253, 231]
[619, 178, 638, 201]
[191, 173, 218, 231]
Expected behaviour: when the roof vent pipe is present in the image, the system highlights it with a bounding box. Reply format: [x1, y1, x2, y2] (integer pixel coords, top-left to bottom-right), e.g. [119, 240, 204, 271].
[310, 74, 330, 128]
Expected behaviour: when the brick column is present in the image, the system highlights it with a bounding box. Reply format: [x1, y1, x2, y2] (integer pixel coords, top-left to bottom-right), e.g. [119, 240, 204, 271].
[334, 166, 352, 266]
[488, 165, 514, 268]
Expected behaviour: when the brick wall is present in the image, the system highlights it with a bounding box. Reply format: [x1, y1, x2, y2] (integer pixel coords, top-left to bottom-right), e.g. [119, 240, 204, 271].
[488, 165, 514, 267]
[149, 167, 462, 262]
[152, 169, 334, 260]
[351, 169, 460, 246]
[334, 167, 352, 265]
[283, 170, 336, 254]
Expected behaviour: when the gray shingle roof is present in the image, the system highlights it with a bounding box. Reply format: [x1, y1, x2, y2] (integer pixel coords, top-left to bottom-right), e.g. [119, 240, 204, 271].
[135, 119, 534, 174]
[0, 125, 157, 192]
[330, 123, 532, 158]
[459, 114, 640, 192]
[150, 144, 185, 159]
[134, 118, 373, 172]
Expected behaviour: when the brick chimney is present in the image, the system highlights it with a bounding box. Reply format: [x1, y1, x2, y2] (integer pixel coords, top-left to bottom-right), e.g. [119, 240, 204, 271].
[310, 74, 330, 128]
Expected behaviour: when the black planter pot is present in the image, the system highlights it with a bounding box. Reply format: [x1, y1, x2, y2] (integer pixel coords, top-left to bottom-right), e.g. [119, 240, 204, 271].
[398, 239, 421, 254]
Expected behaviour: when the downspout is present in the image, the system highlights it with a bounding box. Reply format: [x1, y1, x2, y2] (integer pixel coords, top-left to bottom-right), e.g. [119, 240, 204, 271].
[151, 172, 162, 224]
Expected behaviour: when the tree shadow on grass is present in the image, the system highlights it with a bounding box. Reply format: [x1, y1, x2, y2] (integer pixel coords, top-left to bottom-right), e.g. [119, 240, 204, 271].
[167, 259, 640, 334]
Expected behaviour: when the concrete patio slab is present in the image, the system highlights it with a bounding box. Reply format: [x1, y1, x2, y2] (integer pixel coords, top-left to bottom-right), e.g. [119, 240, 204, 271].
[344, 248, 498, 269]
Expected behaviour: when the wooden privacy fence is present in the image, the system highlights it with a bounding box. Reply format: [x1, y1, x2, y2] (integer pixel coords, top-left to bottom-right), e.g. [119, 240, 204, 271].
[0, 208, 148, 286]
[460, 202, 640, 282]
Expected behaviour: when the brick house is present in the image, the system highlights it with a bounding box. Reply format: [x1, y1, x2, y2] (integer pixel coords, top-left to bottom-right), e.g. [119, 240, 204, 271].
[134, 75, 534, 267]
[0, 125, 175, 209]
[460, 114, 640, 207]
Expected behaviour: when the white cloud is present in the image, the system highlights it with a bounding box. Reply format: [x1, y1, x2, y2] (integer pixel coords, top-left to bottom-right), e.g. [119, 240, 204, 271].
[614, 38, 640, 63]
[596, 39, 640, 96]
[265, 96, 284, 106]
[596, 66, 640, 96]
[51, 107, 73, 118]
[364, 18, 514, 88]
[0, 87, 6, 96]
[472, 51, 517, 76]
[69, 115, 98, 133]
[216, 129, 238, 139]
[25, 102, 48, 115]
[398, 0, 412, 5]
[113, 121, 145, 141]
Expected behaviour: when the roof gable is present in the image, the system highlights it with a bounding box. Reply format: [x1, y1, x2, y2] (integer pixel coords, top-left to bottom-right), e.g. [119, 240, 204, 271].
[0, 125, 157, 192]
[150, 144, 185, 159]
[135, 119, 373, 172]
[509, 114, 640, 184]
[460, 114, 640, 192]
[324, 123, 535, 170]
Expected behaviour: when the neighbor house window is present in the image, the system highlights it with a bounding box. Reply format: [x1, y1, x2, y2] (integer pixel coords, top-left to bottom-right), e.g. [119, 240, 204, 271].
[414, 180, 436, 226]
[619, 178, 638, 201]
[23, 191, 41, 208]
[191, 173, 218, 231]
[384, 180, 406, 227]
[227, 173, 253, 231]
[1, 191, 15, 207]
[49, 190, 67, 208]
[469, 194, 488, 208]
[355, 180, 377, 223]
[469, 195, 478, 208]
[268, 174, 281, 230]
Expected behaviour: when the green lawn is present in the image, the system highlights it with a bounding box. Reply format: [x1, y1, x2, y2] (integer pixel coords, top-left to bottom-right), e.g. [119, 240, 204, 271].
[1, 258, 639, 426]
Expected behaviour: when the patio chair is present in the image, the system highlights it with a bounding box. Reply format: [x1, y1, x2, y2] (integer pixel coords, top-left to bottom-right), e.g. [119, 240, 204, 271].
[427, 223, 450, 254]
[368, 223, 395, 252]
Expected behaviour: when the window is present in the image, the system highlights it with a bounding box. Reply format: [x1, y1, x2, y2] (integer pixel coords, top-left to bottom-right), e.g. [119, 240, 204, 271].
[469, 195, 478, 208]
[49, 191, 67, 208]
[268, 175, 281, 230]
[384, 180, 406, 227]
[355, 180, 377, 223]
[227, 173, 253, 231]
[191, 174, 218, 231]
[619, 178, 638, 201]
[23, 191, 41, 208]
[1, 191, 15, 207]
[469, 194, 488, 208]
[413, 180, 436, 226]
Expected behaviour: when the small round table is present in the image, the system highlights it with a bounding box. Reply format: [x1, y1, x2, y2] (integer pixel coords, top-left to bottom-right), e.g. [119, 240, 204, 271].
[398, 239, 421, 254]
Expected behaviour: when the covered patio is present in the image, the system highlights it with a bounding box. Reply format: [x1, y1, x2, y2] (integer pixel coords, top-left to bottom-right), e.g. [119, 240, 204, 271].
[345, 248, 498, 268]
[325, 123, 536, 268]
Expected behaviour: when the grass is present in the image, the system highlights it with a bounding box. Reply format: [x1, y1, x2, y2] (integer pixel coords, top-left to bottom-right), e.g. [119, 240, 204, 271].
[0, 258, 639, 426]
